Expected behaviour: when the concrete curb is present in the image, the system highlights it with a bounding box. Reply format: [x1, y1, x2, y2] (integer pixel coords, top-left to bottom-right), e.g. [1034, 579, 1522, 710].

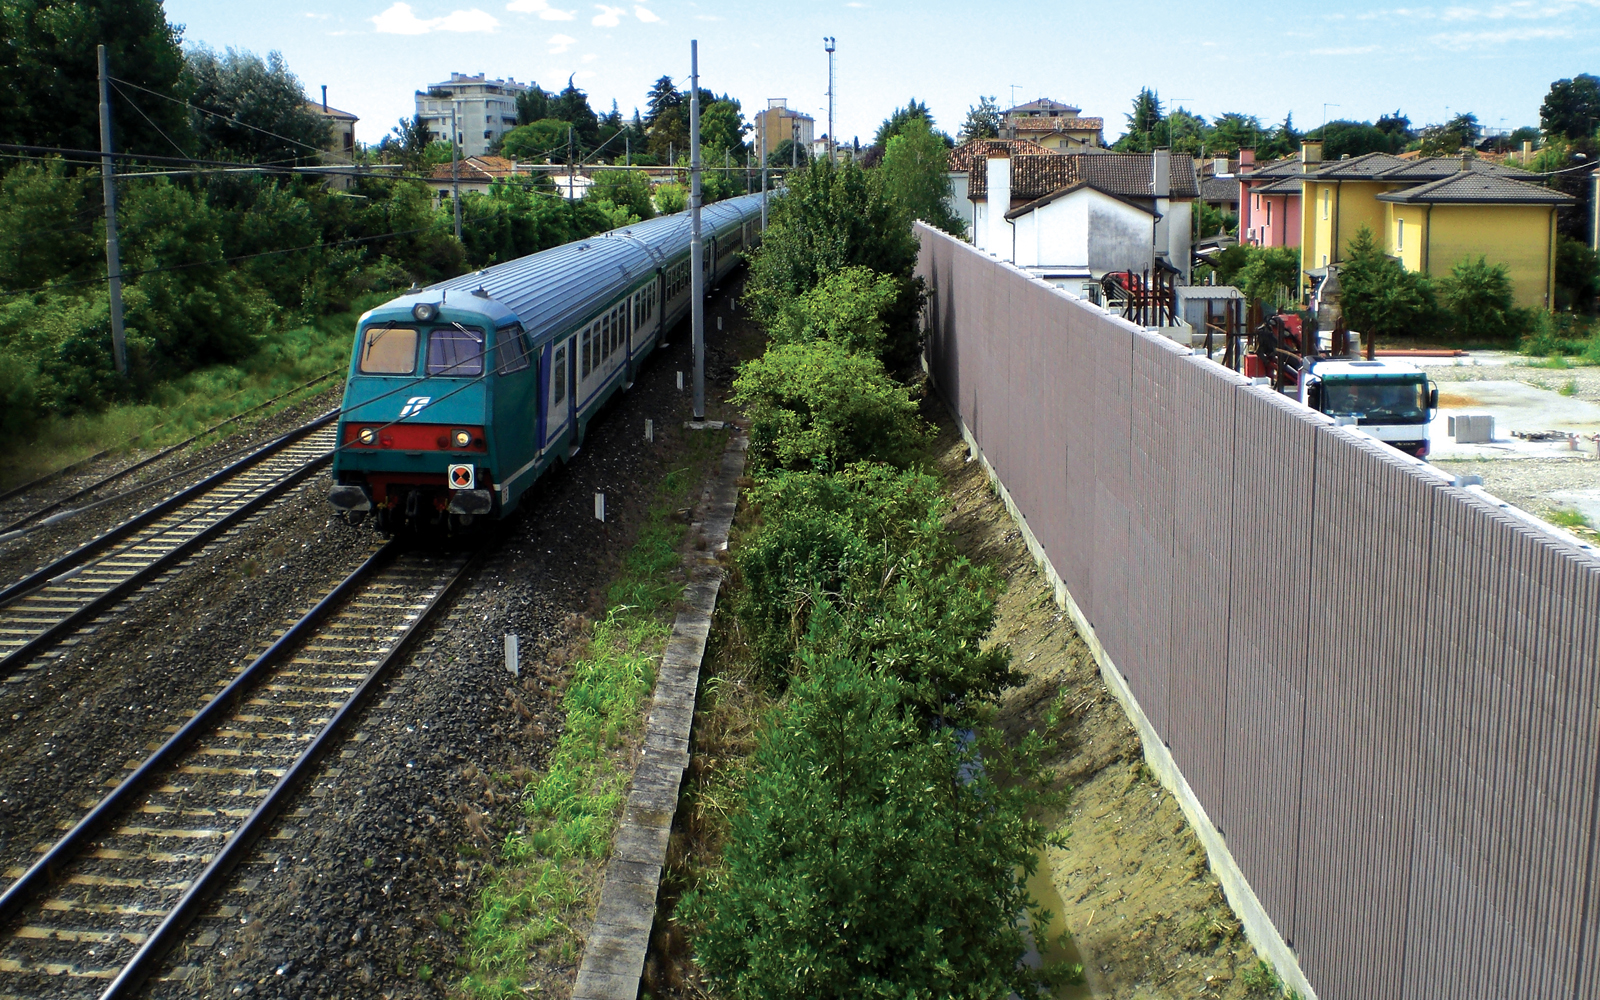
[571, 427, 748, 1000]
[946, 406, 1318, 1000]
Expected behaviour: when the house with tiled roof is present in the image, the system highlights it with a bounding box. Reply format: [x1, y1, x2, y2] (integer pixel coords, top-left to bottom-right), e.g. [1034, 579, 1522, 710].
[945, 139, 1058, 234]
[426, 155, 538, 203]
[960, 142, 1197, 286]
[1000, 98, 1105, 152]
[1237, 150, 1307, 249]
[1298, 145, 1569, 307]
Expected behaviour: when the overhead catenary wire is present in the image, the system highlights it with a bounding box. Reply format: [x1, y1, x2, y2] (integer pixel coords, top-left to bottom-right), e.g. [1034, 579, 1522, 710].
[109, 75, 334, 159]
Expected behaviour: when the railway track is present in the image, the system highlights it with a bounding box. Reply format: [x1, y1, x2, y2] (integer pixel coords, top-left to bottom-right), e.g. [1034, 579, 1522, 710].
[0, 539, 477, 998]
[0, 414, 340, 678]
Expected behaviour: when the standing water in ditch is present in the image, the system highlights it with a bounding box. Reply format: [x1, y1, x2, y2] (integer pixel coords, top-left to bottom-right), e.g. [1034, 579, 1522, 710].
[1024, 860, 1094, 998]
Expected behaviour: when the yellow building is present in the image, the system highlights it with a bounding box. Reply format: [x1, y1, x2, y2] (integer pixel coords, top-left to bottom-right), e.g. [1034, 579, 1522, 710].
[1297, 147, 1571, 308]
[1002, 99, 1104, 152]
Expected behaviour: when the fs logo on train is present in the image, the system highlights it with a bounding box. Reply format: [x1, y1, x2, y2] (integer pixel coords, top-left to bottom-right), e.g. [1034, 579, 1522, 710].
[448, 464, 475, 490]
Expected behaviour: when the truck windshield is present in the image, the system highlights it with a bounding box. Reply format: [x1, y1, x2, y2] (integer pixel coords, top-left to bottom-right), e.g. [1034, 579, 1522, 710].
[1322, 380, 1428, 424]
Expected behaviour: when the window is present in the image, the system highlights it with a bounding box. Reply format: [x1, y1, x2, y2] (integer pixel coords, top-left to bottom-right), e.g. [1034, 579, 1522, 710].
[1397, 219, 1405, 251]
[601, 314, 611, 358]
[359, 326, 418, 374]
[1322, 190, 1330, 220]
[581, 328, 592, 377]
[553, 344, 568, 405]
[1266, 202, 1272, 227]
[495, 324, 531, 374]
[427, 326, 484, 376]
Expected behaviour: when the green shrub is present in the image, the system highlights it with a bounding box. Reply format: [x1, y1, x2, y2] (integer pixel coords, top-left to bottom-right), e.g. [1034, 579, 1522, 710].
[1438, 255, 1531, 343]
[732, 340, 927, 474]
[680, 654, 1053, 1000]
[1339, 226, 1442, 341]
[769, 265, 901, 355]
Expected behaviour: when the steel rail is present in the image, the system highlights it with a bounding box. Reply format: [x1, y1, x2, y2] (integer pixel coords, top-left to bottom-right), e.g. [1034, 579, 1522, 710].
[0, 409, 336, 610]
[0, 441, 334, 677]
[98, 541, 484, 998]
[0, 540, 400, 928]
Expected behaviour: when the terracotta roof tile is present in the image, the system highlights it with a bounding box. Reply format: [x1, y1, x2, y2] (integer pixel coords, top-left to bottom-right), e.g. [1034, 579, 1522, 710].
[1375, 172, 1573, 204]
[948, 138, 1057, 173]
[966, 150, 1198, 201]
[1011, 116, 1105, 132]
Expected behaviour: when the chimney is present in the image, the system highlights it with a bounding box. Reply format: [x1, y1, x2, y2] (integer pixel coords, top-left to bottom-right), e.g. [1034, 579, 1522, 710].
[1460, 151, 1472, 172]
[986, 150, 1013, 261]
[321, 85, 328, 113]
[1153, 148, 1171, 199]
[1239, 148, 1256, 173]
[1523, 139, 1534, 164]
[1301, 140, 1323, 164]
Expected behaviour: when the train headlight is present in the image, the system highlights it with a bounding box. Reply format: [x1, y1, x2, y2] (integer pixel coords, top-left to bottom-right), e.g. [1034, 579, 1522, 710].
[453, 429, 472, 449]
[357, 427, 377, 445]
[411, 302, 439, 322]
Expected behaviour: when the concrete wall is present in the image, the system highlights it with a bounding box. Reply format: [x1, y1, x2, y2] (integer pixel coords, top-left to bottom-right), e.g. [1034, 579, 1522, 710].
[917, 221, 1600, 1000]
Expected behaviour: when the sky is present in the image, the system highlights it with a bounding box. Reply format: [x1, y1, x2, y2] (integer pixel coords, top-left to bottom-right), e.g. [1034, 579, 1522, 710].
[162, 0, 1600, 149]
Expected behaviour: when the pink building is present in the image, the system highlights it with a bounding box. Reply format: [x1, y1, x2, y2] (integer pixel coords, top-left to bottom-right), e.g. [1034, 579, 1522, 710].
[1236, 147, 1312, 249]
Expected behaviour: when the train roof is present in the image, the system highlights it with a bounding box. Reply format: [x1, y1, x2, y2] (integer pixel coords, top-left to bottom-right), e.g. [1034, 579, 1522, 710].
[422, 191, 768, 338]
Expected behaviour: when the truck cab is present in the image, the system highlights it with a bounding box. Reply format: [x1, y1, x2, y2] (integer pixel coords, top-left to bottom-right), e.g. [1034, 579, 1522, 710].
[1299, 359, 1439, 459]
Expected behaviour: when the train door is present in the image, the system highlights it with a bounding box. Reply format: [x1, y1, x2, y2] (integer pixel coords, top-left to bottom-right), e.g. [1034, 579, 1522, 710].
[491, 323, 537, 502]
[546, 335, 572, 452]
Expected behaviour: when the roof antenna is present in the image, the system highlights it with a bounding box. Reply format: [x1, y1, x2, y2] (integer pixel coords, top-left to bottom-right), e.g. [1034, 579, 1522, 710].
[472, 286, 490, 298]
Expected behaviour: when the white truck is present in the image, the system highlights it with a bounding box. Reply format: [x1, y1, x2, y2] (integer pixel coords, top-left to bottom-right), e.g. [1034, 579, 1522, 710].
[1297, 358, 1440, 459]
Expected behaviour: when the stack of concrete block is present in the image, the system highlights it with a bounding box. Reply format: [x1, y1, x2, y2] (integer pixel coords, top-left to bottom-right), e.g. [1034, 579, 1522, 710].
[1448, 414, 1495, 444]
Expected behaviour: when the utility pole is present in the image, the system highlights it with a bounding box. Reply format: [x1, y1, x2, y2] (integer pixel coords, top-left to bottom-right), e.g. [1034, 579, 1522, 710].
[824, 37, 836, 164]
[689, 40, 705, 420]
[760, 109, 768, 229]
[567, 125, 575, 201]
[792, 120, 798, 168]
[451, 103, 462, 241]
[625, 134, 630, 167]
[96, 44, 127, 375]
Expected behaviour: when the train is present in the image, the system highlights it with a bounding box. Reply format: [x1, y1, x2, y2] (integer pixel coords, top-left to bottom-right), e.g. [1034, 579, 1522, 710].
[326, 191, 768, 532]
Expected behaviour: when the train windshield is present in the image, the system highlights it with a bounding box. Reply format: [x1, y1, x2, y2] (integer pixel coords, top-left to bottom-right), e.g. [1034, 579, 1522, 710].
[359, 326, 418, 374]
[426, 326, 485, 377]
[1322, 379, 1428, 424]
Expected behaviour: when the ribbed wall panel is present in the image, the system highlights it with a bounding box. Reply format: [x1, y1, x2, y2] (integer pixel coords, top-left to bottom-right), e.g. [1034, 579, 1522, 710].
[1165, 354, 1244, 815]
[913, 224, 1600, 999]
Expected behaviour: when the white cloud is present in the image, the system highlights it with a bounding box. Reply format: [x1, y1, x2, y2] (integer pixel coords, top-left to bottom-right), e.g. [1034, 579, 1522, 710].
[304, 12, 330, 18]
[1429, 23, 1573, 44]
[1310, 44, 1382, 54]
[581, 52, 598, 62]
[592, 4, 626, 25]
[507, 0, 575, 20]
[635, 5, 661, 20]
[548, 32, 577, 52]
[372, 2, 499, 33]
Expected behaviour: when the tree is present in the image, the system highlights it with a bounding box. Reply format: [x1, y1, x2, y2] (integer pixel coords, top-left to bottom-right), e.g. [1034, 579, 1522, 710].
[681, 653, 1052, 1000]
[1208, 113, 1268, 155]
[185, 47, 331, 162]
[1307, 120, 1405, 160]
[1419, 113, 1481, 155]
[874, 98, 947, 148]
[1127, 87, 1163, 139]
[1256, 113, 1300, 160]
[515, 85, 551, 125]
[645, 74, 681, 125]
[0, 0, 191, 155]
[653, 182, 686, 214]
[501, 119, 572, 161]
[1439, 256, 1528, 341]
[1375, 110, 1413, 139]
[699, 97, 748, 156]
[587, 168, 655, 222]
[551, 77, 598, 147]
[877, 117, 963, 236]
[958, 95, 1002, 142]
[1557, 236, 1600, 311]
[1236, 247, 1302, 308]
[767, 138, 810, 168]
[379, 114, 432, 169]
[1339, 226, 1442, 342]
[1541, 74, 1600, 141]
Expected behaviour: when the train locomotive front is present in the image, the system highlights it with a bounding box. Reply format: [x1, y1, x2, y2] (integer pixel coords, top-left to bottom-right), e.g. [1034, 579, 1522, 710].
[327, 291, 530, 532]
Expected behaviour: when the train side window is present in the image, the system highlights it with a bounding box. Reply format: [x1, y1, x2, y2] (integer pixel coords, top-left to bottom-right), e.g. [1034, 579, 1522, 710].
[426, 326, 484, 376]
[553, 344, 568, 405]
[581, 328, 591, 377]
[359, 326, 418, 374]
[603, 314, 612, 357]
[495, 324, 530, 374]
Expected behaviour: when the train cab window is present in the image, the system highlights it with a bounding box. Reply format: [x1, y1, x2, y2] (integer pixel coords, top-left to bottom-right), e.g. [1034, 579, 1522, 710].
[553, 344, 568, 405]
[359, 326, 418, 374]
[426, 326, 484, 376]
[495, 324, 530, 374]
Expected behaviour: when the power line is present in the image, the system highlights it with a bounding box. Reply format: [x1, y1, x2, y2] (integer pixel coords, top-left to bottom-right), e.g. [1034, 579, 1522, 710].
[109, 75, 332, 158]
[109, 80, 191, 161]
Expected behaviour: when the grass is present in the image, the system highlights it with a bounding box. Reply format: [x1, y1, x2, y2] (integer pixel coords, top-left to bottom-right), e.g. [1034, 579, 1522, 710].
[457, 432, 727, 998]
[0, 292, 388, 489]
[1548, 508, 1592, 531]
[1561, 379, 1580, 397]
[1526, 352, 1573, 370]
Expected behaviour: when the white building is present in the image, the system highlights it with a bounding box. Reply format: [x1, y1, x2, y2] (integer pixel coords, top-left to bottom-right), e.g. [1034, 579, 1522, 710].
[958, 142, 1195, 288]
[416, 73, 530, 158]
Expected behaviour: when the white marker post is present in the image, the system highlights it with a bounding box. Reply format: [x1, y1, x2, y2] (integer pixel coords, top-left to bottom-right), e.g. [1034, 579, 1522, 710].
[645, 419, 654, 443]
[505, 635, 520, 678]
[595, 493, 606, 522]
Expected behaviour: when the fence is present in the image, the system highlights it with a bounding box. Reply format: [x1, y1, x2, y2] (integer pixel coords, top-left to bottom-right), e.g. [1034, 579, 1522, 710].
[916, 223, 1600, 1000]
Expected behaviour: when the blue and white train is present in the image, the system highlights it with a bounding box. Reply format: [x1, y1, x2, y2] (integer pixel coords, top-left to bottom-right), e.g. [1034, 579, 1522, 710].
[327, 191, 766, 531]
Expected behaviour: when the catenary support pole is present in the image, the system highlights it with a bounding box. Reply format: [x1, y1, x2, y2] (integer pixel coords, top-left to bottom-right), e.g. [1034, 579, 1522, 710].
[690, 41, 705, 419]
[97, 44, 127, 375]
[760, 111, 768, 229]
[451, 104, 462, 242]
